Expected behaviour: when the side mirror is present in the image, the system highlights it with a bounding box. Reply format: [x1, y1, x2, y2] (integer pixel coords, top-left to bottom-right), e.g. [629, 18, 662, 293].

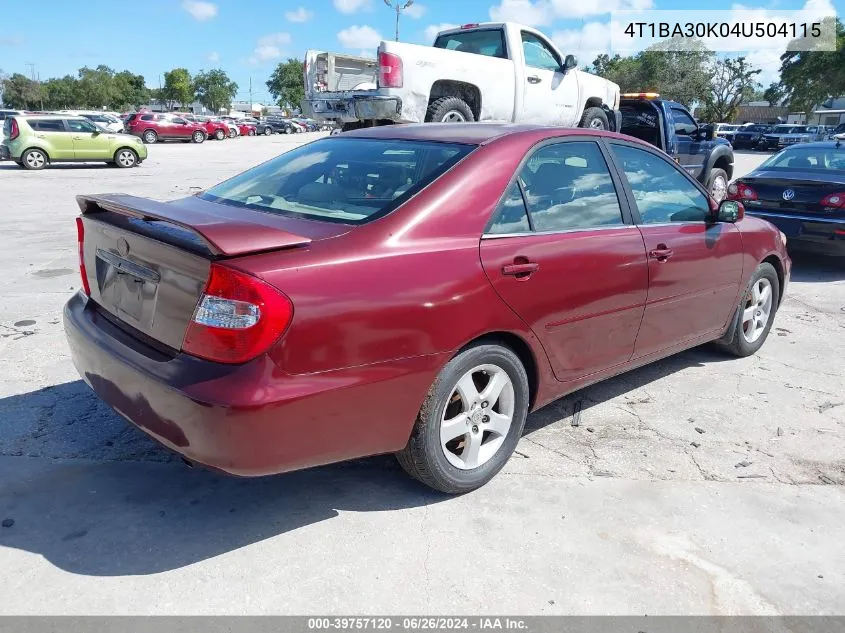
[717, 200, 744, 223]
[563, 54, 578, 71]
[698, 124, 715, 141]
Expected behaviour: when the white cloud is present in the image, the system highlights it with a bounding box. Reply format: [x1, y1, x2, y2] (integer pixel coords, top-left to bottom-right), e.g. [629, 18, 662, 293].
[337, 25, 383, 49]
[248, 33, 292, 64]
[285, 7, 314, 22]
[181, 0, 217, 21]
[405, 3, 425, 19]
[334, 0, 373, 14]
[207, 51, 220, 62]
[552, 21, 612, 66]
[489, 0, 654, 26]
[424, 23, 459, 41]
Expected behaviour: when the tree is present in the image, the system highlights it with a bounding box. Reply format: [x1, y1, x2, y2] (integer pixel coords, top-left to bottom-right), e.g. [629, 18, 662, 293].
[162, 68, 194, 109]
[699, 57, 761, 122]
[76, 65, 116, 108]
[42, 75, 80, 109]
[779, 17, 845, 116]
[266, 58, 305, 111]
[763, 82, 787, 107]
[194, 69, 238, 113]
[0, 73, 42, 109]
[113, 71, 149, 109]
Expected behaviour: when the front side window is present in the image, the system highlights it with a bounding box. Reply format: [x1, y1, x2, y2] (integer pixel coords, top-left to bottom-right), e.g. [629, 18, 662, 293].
[172, 117, 188, 125]
[517, 141, 624, 231]
[432, 29, 507, 59]
[200, 138, 474, 224]
[611, 144, 711, 224]
[671, 108, 698, 136]
[521, 32, 561, 73]
[67, 119, 98, 133]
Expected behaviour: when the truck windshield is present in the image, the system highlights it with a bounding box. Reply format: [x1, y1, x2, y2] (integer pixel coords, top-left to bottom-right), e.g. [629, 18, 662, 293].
[200, 138, 475, 224]
[433, 29, 508, 59]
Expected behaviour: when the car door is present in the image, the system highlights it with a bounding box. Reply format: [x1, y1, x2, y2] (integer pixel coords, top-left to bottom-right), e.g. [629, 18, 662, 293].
[669, 106, 706, 179]
[607, 141, 744, 359]
[480, 139, 649, 383]
[68, 118, 113, 160]
[170, 116, 192, 139]
[519, 31, 578, 127]
[29, 118, 74, 160]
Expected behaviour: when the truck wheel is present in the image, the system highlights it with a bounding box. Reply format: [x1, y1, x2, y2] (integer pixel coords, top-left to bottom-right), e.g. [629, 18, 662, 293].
[426, 97, 475, 123]
[707, 168, 729, 203]
[579, 106, 609, 130]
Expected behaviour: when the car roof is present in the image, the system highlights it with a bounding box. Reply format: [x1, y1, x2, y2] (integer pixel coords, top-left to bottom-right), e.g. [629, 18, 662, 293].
[338, 123, 634, 146]
[778, 141, 844, 149]
[19, 113, 87, 119]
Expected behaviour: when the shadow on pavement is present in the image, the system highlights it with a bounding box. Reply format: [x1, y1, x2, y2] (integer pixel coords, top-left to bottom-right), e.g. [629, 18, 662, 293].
[787, 249, 845, 283]
[0, 342, 733, 577]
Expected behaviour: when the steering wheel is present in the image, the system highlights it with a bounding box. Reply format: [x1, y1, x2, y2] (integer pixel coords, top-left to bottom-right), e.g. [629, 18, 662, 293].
[550, 186, 576, 206]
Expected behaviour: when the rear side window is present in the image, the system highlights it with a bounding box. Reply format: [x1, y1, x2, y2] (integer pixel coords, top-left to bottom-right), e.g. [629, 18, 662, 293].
[140, 114, 154, 121]
[200, 137, 474, 224]
[611, 144, 710, 224]
[29, 119, 66, 132]
[433, 29, 507, 59]
[488, 182, 531, 234]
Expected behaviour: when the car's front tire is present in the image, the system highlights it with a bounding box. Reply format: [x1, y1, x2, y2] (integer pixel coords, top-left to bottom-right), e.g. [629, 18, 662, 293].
[707, 168, 729, 203]
[248, 129, 256, 136]
[396, 342, 529, 494]
[579, 106, 609, 130]
[113, 148, 138, 168]
[717, 262, 780, 357]
[264, 127, 272, 136]
[21, 148, 48, 170]
[215, 129, 226, 140]
[228, 128, 237, 138]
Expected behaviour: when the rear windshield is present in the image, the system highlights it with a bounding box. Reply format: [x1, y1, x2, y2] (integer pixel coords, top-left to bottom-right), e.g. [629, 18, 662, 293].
[433, 29, 508, 59]
[759, 146, 845, 172]
[199, 137, 475, 224]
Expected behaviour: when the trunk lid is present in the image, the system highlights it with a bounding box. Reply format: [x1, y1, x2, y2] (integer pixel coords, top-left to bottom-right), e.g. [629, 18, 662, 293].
[743, 172, 845, 217]
[77, 193, 348, 351]
[305, 50, 378, 97]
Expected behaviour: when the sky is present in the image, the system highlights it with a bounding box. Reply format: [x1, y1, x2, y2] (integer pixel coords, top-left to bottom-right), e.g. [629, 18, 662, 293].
[0, 0, 842, 104]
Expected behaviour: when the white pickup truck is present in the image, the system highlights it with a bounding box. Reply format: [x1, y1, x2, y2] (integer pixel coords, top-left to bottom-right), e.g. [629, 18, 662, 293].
[303, 22, 621, 132]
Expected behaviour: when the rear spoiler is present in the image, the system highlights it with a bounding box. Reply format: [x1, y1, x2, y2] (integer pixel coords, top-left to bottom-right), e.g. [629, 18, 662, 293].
[77, 193, 312, 257]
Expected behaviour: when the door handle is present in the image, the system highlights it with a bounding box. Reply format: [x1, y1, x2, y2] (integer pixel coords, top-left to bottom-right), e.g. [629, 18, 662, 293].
[648, 246, 674, 262]
[72, 136, 84, 140]
[527, 75, 542, 84]
[502, 261, 539, 277]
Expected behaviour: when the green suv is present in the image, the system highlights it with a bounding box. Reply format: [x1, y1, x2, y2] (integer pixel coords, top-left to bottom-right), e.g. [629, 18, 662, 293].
[1, 115, 148, 170]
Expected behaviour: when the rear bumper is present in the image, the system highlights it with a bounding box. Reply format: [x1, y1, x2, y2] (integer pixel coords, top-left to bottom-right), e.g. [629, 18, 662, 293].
[304, 95, 403, 122]
[747, 210, 845, 254]
[64, 292, 443, 476]
[0, 144, 10, 161]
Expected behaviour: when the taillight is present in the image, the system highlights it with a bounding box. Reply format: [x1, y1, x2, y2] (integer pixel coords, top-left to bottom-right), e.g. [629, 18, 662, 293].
[727, 182, 757, 201]
[378, 51, 403, 88]
[75, 217, 91, 296]
[9, 118, 20, 141]
[821, 192, 845, 208]
[182, 263, 293, 364]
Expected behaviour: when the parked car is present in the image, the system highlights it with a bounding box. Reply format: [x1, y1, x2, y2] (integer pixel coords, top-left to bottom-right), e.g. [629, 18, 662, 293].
[1, 114, 147, 169]
[64, 124, 789, 493]
[727, 141, 845, 255]
[80, 112, 125, 133]
[304, 22, 621, 132]
[619, 93, 734, 201]
[714, 123, 740, 143]
[830, 123, 845, 140]
[731, 124, 773, 150]
[177, 114, 229, 141]
[758, 125, 814, 150]
[265, 117, 302, 134]
[247, 118, 274, 136]
[125, 112, 207, 144]
[237, 122, 257, 136]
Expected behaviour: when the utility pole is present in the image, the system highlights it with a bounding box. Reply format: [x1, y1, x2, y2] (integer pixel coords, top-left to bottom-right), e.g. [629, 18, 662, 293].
[249, 76, 253, 109]
[383, 0, 414, 42]
[37, 71, 43, 111]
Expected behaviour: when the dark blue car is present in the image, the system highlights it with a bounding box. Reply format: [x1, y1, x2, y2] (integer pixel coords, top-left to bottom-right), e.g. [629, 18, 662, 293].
[728, 141, 845, 254]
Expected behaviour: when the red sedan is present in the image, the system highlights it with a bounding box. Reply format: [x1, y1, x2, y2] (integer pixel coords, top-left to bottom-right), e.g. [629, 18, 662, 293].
[237, 122, 257, 136]
[64, 124, 790, 493]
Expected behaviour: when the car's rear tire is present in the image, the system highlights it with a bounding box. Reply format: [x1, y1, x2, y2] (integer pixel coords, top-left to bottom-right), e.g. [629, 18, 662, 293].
[21, 148, 48, 170]
[716, 262, 780, 357]
[579, 106, 609, 130]
[215, 129, 226, 140]
[707, 168, 729, 203]
[142, 130, 158, 144]
[113, 148, 138, 168]
[228, 128, 237, 138]
[192, 131, 206, 143]
[248, 129, 255, 136]
[426, 96, 475, 123]
[396, 342, 529, 494]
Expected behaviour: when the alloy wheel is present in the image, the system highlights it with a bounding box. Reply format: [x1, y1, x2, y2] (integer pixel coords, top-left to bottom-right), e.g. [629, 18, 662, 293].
[741, 278, 773, 343]
[711, 175, 728, 203]
[441, 110, 467, 123]
[116, 150, 136, 167]
[589, 118, 606, 129]
[25, 151, 46, 169]
[440, 364, 515, 470]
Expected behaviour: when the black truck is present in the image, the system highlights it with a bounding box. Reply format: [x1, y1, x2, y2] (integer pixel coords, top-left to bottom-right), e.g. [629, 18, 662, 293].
[619, 94, 734, 202]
